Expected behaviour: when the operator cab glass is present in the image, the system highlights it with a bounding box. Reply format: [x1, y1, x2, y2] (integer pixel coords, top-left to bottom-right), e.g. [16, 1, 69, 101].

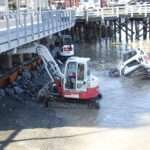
[65, 62, 76, 90]
[77, 63, 87, 91]
[64, 61, 87, 91]
[77, 63, 85, 89]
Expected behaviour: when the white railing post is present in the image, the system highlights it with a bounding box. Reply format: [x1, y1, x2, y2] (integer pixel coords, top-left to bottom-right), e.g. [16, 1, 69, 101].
[130, 5, 133, 17]
[15, 12, 19, 46]
[138, 4, 142, 15]
[112, 7, 114, 16]
[116, 7, 119, 17]
[6, 12, 10, 48]
[144, 4, 147, 17]
[24, 12, 27, 42]
[85, 9, 88, 22]
[31, 11, 34, 40]
[69, 10, 72, 27]
[125, 5, 128, 15]
[101, 8, 104, 20]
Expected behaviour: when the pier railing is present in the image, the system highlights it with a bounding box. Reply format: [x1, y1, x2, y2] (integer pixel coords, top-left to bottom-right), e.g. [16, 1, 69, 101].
[76, 4, 150, 20]
[0, 9, 75, 53]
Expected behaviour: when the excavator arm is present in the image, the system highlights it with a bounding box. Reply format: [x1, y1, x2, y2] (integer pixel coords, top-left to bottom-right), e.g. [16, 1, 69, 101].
[12, 43, 64, 82]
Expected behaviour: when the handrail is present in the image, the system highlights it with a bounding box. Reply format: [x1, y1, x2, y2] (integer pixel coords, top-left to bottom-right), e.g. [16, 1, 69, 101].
[76, 4, 150, 19]
[0, 9, 75, 53]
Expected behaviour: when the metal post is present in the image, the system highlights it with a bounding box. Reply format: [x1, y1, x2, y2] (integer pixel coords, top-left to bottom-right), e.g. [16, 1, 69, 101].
[113, 20, 116, 41]
[31, 11, 34, 40]
[135, 20, 139, 40]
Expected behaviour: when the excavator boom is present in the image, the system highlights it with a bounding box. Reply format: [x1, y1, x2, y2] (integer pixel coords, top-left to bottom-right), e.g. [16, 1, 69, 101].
[12, 43, 64, 82]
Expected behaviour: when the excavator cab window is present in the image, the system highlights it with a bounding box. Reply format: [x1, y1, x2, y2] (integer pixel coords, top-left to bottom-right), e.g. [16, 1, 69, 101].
[77, 63, 87, 91]
[65, 62, 77, 90]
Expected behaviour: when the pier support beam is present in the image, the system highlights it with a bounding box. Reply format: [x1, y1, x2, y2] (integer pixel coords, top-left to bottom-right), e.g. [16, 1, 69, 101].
[131, 19, 134, 41]
[135, 21, 139, 40]
[125, 17, 128, 42]
[113, 20, 117, 41]
[119, 17, 122, 42]
[143, 18, 147, 40]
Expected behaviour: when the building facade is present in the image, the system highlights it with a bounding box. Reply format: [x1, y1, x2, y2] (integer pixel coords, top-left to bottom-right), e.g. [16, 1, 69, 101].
[0, 0, 49, 11]
[64, 0, 80, 7]
[79, 0, 108, 7]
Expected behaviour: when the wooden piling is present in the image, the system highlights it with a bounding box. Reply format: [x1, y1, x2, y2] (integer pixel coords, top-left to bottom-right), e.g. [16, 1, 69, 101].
[113, 19, 117, 41]
[125, 17, 128, 42]
[119, 17, 122, 42]
[143, 18, 147, 40]
[135, 20, 139, 40]
[131, 19, 134, 41]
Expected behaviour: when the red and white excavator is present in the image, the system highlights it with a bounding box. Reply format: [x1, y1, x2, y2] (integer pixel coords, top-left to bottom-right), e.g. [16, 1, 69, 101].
[120, 48, 150, 76]
[15, 43, 102, 109]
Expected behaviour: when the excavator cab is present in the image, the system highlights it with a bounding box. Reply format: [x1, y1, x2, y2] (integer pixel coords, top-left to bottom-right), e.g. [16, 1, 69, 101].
[64, 57, 88, 92]
[63, 57, 101, 101]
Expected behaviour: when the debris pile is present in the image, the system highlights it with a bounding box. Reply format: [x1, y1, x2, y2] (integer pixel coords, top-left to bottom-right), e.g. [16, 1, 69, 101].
[0, 65, 49, 104]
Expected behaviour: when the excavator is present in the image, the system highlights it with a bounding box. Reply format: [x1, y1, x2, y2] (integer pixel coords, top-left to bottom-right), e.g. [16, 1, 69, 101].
[14, 43, 102, 109]
[120, 48, 150, 76]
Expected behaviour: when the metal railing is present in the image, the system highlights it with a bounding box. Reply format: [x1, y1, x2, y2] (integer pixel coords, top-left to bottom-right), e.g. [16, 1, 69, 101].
[0, 9, 75, 53]
[76, 4, 150, 20]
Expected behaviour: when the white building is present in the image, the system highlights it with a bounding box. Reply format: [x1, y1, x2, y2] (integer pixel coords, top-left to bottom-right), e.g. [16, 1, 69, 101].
[79, 0, 100, 7]
[0, 0, 49, 11]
